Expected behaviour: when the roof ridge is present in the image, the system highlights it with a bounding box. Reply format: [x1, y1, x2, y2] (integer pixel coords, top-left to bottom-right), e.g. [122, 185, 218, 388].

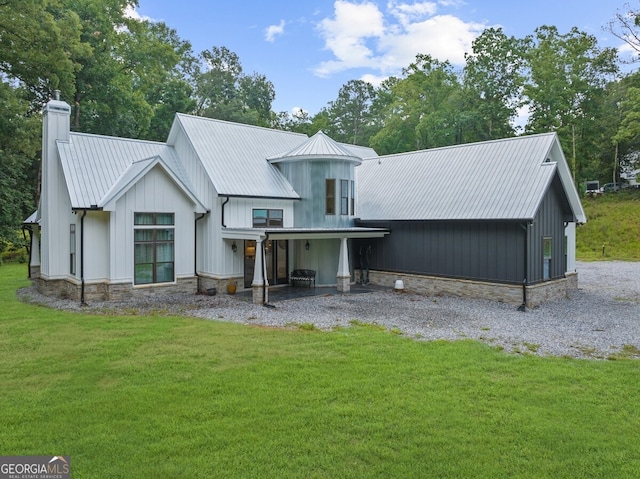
[176, 113, 308, 138]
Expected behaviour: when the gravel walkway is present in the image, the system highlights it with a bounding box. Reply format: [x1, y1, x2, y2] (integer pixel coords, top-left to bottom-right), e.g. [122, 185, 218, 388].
[17, 261, 640, 359]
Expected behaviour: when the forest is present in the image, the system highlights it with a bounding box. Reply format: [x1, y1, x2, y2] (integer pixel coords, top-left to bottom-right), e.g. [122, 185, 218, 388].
[1, 0, 640, 251]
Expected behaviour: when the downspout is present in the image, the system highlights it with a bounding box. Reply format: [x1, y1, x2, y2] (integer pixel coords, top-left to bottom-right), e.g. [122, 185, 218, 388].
[80, 210, 87, 305]
[518, 221, 530, 312]
[221, 196, 230, 227]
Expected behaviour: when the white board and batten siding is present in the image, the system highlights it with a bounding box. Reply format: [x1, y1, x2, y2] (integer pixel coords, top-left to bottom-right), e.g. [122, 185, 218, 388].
[108, 165, 197, 284]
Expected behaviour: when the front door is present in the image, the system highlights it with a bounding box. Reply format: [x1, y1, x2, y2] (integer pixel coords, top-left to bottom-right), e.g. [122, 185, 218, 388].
[244, 240, 288, 288]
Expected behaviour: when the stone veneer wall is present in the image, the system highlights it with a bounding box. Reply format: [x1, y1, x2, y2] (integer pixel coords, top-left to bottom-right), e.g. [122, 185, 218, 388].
[33, 274, 198, 302]
[360, 270, 578, 308]
[196, 274, 245, 295]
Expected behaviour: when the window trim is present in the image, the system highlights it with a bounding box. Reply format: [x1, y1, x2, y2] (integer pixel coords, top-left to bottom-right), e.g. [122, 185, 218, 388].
[326, 179, 336, 215]
[134, 212, 175, 285]
[252, 208, 284, 228]
[340, 179, 349, 216]
[543, 236, 552, 281]
[69, 224, 76, 275]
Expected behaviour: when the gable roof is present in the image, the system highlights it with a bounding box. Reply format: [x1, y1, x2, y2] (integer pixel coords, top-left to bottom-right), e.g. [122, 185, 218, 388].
[57, 133, 201, 210]
[357, 133, 586, 223]
[169, 114, 376, 198]
[170, 114, 305, 198]
[100, 155, 207, 212]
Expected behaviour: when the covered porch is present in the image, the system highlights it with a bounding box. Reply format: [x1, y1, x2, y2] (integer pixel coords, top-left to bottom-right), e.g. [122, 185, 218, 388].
[221, 227, 389, 304]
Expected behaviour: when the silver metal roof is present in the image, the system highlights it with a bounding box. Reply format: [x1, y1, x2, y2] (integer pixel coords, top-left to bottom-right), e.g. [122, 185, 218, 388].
[357, 133, 585, 222]
[268, 130, 363, 164]
[170, 114, 306, 198]
[57, 133, 199, 210]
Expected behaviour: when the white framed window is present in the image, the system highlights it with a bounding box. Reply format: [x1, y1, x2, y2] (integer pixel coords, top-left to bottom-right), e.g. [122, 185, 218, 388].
[134, 213, 175, 285]
[252, 209, 283, 228]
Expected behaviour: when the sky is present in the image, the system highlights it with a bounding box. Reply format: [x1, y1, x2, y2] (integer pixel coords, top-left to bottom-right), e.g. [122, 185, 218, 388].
[132, 0, 632, 116]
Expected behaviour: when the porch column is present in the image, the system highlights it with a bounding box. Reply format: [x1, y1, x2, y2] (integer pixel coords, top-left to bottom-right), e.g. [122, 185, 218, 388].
[251, 238, 268, 304]
[336, 236, 350, 293]
[30, 228, 41, 278]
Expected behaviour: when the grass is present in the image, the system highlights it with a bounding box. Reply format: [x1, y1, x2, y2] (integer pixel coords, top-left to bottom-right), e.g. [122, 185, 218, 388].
[577, 191, 640, 260]
[1, 263, 640, 478]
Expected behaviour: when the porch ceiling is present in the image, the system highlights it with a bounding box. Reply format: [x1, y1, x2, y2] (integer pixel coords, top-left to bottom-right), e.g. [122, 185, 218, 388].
[221, 227, 389, 241]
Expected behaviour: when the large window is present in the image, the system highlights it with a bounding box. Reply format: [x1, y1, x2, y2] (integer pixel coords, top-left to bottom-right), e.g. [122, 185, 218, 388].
[326, 179, 335, 215]
[253, 209, 283, 228]
[340, 179, 349, 215]
[134, 213, 175, 285]
[543, 237, 552, 281]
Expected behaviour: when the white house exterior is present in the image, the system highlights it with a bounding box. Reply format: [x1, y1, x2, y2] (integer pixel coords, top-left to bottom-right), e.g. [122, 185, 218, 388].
[25, 98, 586, 307]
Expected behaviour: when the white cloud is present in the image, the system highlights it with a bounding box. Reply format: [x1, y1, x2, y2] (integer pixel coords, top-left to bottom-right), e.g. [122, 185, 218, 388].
[265, 20, 286, 42]
[123, 5, 155, 23]
[315, 1, 385, 76]
[387, 1, 437, 27]
[314, 0, 487, 77]
[360, 73, 388, 88]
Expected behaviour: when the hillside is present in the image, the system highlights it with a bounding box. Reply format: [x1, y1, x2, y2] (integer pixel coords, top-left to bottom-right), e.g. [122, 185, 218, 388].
[577, 191, 640, 260]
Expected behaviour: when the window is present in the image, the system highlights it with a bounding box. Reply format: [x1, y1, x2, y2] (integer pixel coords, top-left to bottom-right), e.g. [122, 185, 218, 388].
[351, 180, 355, 216]
[326, 179, 335, 215]
[340, 179, 349, 215]
[252, 209, 283, 228]
[543, 237, 552, 281]
[134, 213, 175, 285]
[69, 224, 76, 275]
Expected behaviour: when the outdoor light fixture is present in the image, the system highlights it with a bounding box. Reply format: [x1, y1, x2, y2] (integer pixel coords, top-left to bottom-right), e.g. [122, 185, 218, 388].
[231, 241, 237, 253]
[305, 240, 310, 251]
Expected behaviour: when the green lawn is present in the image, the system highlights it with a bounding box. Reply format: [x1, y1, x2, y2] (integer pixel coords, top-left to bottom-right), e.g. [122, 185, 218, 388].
[578, 191, 640, 260]
[1, 263, 639, 478]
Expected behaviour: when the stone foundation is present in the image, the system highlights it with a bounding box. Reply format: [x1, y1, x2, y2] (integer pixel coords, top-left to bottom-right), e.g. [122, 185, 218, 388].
[336, 275, 351, 292]
[33, 276, 198, 302]
[196, 274, 244, 296]
[360, 270, 579, 308]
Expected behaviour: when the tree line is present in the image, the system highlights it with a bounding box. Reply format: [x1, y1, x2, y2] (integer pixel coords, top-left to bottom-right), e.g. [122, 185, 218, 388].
[1, 0, 639, 249]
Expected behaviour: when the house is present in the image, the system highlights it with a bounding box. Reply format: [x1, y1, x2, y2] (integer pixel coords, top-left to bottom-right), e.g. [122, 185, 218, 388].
[354, 134, 586, 306]
[24, 98, 585, 307]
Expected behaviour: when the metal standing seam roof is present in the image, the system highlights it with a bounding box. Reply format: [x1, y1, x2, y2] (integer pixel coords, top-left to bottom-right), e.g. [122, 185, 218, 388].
[171, 114, 306, 198]
[170, 115, 377, 198]
[268, 130, 364, 164]
[357, 133, 580, 221]
[57, 133, 199, 210]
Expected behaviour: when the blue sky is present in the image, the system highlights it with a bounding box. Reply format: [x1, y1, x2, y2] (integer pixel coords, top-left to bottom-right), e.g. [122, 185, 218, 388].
[132, 0, 630, 116]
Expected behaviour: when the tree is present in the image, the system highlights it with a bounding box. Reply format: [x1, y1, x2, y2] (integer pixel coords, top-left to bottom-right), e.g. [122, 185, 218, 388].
[523, 26, 619, 182]
[606, 2, 640, 63]
[194, 46, 275, 127]
[463, 28, 526, 139]
[0, 84, 40, 248]
[370, 54, 464, 154]
[0, 0, 87, 107]
[325, 80, 377, 145]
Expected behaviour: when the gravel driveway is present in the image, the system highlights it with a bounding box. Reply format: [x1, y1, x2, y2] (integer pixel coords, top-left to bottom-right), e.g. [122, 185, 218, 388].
[18, 261, 640, 359]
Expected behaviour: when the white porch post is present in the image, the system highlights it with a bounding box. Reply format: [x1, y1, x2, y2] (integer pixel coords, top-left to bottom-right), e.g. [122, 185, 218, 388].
[251, 237, 268, 304]
[336, 236, 351, 292]
[30, 228, 41, 278]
